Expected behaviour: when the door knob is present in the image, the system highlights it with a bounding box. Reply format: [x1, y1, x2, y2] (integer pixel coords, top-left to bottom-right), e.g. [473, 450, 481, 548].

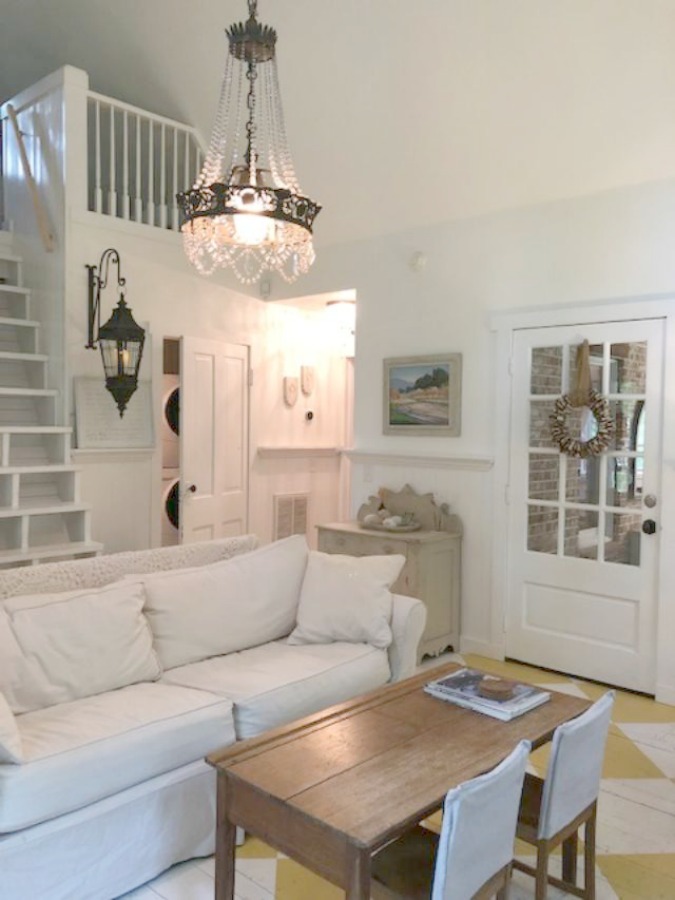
[186, 484, 197, 494]
[642, 519, 657, 535]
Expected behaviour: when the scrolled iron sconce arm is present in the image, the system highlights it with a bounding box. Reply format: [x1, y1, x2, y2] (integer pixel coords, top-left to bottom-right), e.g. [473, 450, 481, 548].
[86, 248, 126, 350]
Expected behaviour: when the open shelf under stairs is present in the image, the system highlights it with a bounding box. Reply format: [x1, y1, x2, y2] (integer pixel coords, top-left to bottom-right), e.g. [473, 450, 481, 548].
[0, 237, 102, 567]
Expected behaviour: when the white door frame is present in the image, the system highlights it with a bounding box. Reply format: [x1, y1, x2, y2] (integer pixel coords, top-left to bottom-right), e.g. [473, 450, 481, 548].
[490, 296, 675, 706]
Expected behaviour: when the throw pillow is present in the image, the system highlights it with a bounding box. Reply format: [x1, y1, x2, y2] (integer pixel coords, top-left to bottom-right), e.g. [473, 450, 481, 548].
[288, 551, 405, 649]
[134, 534, 309, 670]
[0, 690, 22, 764]
[0, 581, 161, 714]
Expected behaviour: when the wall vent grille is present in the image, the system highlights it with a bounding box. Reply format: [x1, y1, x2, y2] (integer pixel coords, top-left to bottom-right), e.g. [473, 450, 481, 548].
[273, 493, 309, 541]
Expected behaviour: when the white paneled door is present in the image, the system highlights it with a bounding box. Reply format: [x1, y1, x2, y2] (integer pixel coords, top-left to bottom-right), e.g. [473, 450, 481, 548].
[180, 337, 249, 543]
[506, 319, 664, 692]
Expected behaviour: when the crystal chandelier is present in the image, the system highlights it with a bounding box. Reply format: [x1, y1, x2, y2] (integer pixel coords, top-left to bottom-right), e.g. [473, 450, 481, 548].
[177, 0, 321, 285]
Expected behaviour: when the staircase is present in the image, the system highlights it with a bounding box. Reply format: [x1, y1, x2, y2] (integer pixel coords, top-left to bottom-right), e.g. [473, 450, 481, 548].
[0, 231, 102, 567]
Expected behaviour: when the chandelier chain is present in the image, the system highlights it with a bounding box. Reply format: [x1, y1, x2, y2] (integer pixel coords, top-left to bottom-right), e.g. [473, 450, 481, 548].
[248, 0, 257, 18]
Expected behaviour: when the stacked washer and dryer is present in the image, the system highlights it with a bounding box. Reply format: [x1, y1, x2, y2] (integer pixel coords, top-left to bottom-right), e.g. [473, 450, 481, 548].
[161, 372, 180, 546]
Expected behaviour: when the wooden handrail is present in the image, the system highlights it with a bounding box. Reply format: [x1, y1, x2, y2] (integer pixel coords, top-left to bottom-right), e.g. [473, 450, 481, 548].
[6, 104, 56, 252]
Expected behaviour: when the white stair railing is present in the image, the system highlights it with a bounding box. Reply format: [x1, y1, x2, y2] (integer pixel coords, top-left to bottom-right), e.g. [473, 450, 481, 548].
[87, 92, 203, 231]
[5, 106, 56, 252]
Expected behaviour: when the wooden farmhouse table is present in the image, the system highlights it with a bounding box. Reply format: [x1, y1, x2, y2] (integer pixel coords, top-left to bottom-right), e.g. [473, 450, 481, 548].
[207, 664, 590, 900]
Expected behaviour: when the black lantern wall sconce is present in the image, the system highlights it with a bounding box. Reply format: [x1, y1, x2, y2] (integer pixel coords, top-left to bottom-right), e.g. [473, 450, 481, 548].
[85, 248, 145, 417]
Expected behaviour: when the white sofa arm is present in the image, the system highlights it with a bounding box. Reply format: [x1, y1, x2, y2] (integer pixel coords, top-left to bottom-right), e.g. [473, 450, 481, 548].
[388, 594, 427, 682]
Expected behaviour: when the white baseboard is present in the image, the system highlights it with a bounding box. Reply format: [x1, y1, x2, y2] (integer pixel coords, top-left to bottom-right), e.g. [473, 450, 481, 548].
[655, 683, 675, 707]
[458, 636, 505, 659]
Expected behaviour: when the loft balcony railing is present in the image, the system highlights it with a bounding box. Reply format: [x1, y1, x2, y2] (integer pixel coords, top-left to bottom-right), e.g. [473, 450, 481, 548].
[87, 92, 204, 231]
[0, 69, 204, 241]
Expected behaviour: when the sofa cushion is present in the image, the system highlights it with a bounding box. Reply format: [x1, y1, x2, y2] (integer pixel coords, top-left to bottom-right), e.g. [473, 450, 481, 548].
[288, 551, 405, 649]
[161, 639, 391, 739]
[0, 692, 22, 764]
[0, 682, 235, 832]
[134, 535, 308, 670]
[0, 582, 161, 714]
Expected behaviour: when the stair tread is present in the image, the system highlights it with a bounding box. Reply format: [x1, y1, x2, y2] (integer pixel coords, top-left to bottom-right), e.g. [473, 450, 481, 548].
[0, 285, 28, 295]
[0, 351, 47, 361]
[0, 387, 57, 396]
[0, 502, 90, 518]
[0, 317, 39, 328]
[0, 464, 78, 474]
[0, 426, 71, 434]
[0, 542, 103, 564]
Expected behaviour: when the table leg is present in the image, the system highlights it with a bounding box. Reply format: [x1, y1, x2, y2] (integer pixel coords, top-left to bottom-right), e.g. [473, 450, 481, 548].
[346, 845, 371, 900]
[215, 772, 237, 900]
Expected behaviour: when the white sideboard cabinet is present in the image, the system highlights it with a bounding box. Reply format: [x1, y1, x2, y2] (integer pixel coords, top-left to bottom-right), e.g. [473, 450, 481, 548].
[317, 521, 461, 662]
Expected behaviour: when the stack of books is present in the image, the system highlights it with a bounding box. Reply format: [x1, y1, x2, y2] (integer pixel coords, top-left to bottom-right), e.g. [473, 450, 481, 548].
[424, 668, 550, 721]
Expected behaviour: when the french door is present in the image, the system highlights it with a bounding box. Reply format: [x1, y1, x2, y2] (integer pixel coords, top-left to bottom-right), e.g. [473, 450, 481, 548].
[506, 319, 664, 692]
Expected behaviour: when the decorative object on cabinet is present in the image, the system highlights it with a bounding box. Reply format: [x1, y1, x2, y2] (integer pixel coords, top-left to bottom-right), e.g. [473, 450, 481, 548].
[85, 248, 146, 417]
[318, 486, 462, 662]
[300, 366, 315, 396]
[358, 483, 457, 532]
[283, 375, 299, 407]
[383, 353, 462, 436]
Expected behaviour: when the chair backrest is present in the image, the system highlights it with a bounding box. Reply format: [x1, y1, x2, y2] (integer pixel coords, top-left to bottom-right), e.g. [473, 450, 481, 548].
[431, 740, 530, 900]
[538, 691, 614, 839]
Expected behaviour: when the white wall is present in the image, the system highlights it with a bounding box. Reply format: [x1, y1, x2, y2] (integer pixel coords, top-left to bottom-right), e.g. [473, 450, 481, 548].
[64, 214, 350, 552]
[270, 177, 675, 663]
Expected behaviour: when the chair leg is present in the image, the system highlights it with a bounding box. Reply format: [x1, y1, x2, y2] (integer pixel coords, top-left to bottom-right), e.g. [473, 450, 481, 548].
[584, 808, 597, 900]
[562, 830, 579, 886]
[496, 863, 512, 900]
[535, 844, 549, 900]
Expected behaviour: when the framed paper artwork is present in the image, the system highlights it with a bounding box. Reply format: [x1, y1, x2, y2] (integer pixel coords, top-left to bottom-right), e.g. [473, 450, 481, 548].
[383, 353, 462, 436]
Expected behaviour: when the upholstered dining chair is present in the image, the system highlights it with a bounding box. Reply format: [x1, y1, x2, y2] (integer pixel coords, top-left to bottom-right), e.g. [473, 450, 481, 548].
[371, 739, 531, 900]
[512, 691, 614, 900]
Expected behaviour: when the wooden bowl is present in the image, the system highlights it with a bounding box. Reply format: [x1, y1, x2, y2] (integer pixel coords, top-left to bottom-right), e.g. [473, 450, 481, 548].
[477, 677, 516, 701]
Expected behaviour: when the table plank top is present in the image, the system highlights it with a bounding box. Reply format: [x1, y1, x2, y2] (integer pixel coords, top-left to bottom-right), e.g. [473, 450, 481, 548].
[209, 664, 590, 849]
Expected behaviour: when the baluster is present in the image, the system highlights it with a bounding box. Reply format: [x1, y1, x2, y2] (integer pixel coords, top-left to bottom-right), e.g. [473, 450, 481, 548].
[94, 100, 102, 213]
[160, 123, 167, 229]
[135, 115, 142, 222]
[147, 120, 155, 226]
[183, 131, 190, 192]
[122, 110, 130, 220]
[108, 105, 117, 216]
[172, 127, 178, 231]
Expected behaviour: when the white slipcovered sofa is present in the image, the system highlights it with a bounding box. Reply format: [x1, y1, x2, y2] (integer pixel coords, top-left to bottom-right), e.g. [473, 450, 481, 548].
[0, 534, 426, 900]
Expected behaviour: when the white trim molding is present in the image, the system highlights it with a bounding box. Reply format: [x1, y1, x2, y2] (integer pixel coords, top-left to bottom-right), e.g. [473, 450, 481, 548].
[72, 449, 154, 463]
[256, 446, 341, 459]
[491, 294, 675, 706]
[459, 636, 505, 660]
[346, 450, 494, 471]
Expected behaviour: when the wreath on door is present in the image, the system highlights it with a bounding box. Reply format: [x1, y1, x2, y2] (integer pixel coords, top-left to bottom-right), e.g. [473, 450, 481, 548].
[549, 341, 613, 458]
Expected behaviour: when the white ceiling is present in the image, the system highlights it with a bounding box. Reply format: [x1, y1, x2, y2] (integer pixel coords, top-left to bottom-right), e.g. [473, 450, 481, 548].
[2, 0, 675, 248]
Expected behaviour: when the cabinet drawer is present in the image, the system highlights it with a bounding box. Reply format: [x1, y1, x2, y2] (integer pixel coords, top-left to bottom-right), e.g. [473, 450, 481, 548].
[318, 530, 407, 559]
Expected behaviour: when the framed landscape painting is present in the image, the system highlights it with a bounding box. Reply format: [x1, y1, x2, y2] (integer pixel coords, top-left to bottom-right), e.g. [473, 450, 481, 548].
[383, 353, 462, 436]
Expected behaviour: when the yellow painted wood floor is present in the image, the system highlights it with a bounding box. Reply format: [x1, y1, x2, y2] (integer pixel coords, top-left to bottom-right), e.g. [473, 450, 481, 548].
[130, 654, 675, 900]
